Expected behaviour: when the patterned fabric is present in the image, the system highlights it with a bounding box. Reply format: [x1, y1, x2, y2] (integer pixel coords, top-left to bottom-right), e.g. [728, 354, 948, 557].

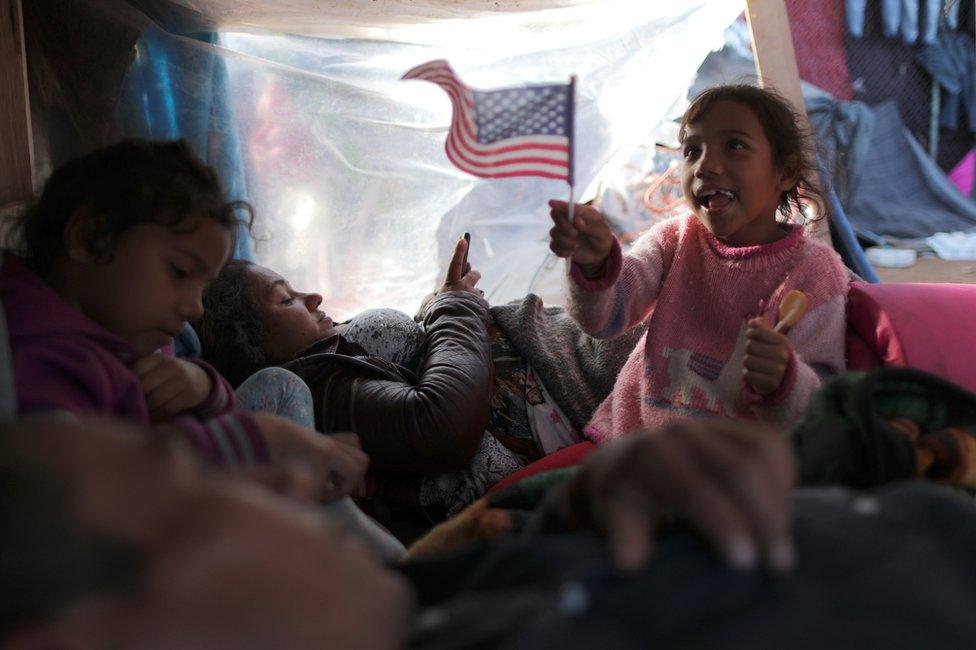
[791, 0, 854, 99]
[416, 323, 559, 518]
[340, 308, 426, 373]
[914, 427, 976, 488]
[235, 366, 406, 560]
[419, 433, 534, 519]
[235, 366, 316, 428]
[566, 215, 849, 443]
[490, 294, 647, 432]
[377, 323, 579, 519]
[484, 322, 548, 458]
[525, 367, 579, 455]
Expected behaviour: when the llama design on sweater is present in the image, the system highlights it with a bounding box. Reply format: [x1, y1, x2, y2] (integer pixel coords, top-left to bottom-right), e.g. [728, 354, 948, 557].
[566, 215, 850, 443]
[661, 321, 750, 414]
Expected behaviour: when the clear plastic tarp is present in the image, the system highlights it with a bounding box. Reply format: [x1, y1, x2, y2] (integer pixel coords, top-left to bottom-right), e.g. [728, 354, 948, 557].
[219, 1, 744, 316]
[25, 0, 743, 318]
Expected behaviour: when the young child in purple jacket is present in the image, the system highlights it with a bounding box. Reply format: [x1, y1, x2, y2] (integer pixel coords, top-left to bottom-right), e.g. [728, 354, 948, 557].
[0, 139, 366, 501]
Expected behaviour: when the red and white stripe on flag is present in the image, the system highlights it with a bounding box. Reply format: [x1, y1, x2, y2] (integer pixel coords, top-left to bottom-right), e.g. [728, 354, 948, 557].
[402, 59, 573, 182]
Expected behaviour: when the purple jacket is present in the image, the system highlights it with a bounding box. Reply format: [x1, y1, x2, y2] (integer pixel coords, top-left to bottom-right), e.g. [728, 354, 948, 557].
[0, 254, 267, 465]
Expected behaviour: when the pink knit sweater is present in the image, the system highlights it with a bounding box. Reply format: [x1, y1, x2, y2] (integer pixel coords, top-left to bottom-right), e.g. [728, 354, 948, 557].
[567, 215, 849, 443]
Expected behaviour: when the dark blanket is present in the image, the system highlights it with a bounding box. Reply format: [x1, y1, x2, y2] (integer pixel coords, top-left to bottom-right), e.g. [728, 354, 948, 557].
[788, 366, 976, 489]
[403, 483, 976, 649]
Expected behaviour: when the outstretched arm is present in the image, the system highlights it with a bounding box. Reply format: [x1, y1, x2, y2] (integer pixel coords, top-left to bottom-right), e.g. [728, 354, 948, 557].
[322, 237, 494, 474]
[549, 201, 674, 338]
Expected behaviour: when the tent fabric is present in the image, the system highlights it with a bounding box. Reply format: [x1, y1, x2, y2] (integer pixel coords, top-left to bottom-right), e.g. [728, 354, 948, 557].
[26, 0, 252, 258]
[190, 2, 748, 317]
[808, 96, 976, 239]
[27, 0, 745, 318]
[116, 27, 252, 259]
[139, 0, 705, 42]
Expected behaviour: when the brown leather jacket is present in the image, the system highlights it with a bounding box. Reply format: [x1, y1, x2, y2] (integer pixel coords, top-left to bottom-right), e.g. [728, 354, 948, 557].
[283, 290, 492, 475]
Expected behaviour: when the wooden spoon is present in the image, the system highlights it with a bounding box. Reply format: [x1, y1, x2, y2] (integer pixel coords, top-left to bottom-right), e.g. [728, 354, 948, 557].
[774, 290, 808, 333]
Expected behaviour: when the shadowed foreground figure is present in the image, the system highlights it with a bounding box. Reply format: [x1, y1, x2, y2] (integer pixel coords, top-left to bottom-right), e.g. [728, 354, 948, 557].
[4, 414, 976, 649]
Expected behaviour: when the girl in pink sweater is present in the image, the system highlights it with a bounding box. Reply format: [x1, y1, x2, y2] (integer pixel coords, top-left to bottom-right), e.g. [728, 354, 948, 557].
[548, 85, 849, 442]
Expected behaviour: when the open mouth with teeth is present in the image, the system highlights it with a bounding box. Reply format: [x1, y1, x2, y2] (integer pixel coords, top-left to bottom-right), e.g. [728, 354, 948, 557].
[697, 188, 736, 212]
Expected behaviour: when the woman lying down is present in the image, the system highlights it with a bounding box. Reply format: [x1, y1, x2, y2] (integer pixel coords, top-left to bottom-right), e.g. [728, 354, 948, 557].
[194, 238, 622, 521]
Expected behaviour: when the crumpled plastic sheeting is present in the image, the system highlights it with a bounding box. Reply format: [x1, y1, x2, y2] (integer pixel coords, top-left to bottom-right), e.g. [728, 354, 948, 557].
[29, 0, 743, 318]
[807, 97, 976, 240]
[158, 0, 717, 43]
[220, 2, 743, 316]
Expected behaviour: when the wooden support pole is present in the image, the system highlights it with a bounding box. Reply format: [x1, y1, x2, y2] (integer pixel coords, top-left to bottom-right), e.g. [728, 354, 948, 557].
[744, 0, 806, 113]
[0, 0, 35, 208]
[745, 0, 831, 240]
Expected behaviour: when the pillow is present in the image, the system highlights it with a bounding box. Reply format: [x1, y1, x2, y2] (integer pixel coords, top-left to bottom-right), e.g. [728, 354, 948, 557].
[846, 282, 976, 392]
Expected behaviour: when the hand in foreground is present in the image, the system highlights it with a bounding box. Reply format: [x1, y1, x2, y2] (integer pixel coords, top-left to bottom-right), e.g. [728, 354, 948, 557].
[228, 464, 324, 505]
[436, 235, 482, 296]
[547, 200, 615, 277]
[131, 354, 212, 422]
[744, 318, 793, 395]
[572, 418, 795, 573]
[252, 413, 369, 502]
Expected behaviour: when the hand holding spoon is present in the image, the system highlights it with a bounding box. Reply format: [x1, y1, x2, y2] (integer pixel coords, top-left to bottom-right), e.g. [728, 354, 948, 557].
[774, 290, 808, 333]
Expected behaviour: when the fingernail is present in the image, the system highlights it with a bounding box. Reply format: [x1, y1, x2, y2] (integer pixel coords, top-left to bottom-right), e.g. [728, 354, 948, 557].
[768, 540, 795, 572]
[726, 537, 757, 571]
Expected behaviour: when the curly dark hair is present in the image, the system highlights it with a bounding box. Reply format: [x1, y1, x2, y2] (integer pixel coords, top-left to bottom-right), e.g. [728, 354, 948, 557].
[9, 139, 254, 278]
[678, 84, 827, 222]
[195, 260, 269, 388]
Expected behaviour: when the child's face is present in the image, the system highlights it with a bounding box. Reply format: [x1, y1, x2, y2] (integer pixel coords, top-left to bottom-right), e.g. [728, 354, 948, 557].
[72, 215, 232, 355]
[680, 99, 797, 246]
[247, 264, 338, 361]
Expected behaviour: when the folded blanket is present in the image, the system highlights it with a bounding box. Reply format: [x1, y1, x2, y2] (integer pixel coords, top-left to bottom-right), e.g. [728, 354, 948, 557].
[490, 294, 646, 432]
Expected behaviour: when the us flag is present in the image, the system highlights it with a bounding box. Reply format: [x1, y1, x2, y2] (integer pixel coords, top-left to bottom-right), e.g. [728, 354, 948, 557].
[402, 60, 574, 183]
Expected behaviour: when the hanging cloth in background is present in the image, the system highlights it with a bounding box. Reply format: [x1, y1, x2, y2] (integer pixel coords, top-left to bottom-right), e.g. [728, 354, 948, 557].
[916, 31, 976, 133]
[846, 0, 946, 44]
[23, 0, 253, 259]
[789, 0, 854, 100]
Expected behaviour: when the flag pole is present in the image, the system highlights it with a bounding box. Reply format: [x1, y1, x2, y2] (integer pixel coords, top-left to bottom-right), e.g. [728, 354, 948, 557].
[567, 74, 576, 225]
